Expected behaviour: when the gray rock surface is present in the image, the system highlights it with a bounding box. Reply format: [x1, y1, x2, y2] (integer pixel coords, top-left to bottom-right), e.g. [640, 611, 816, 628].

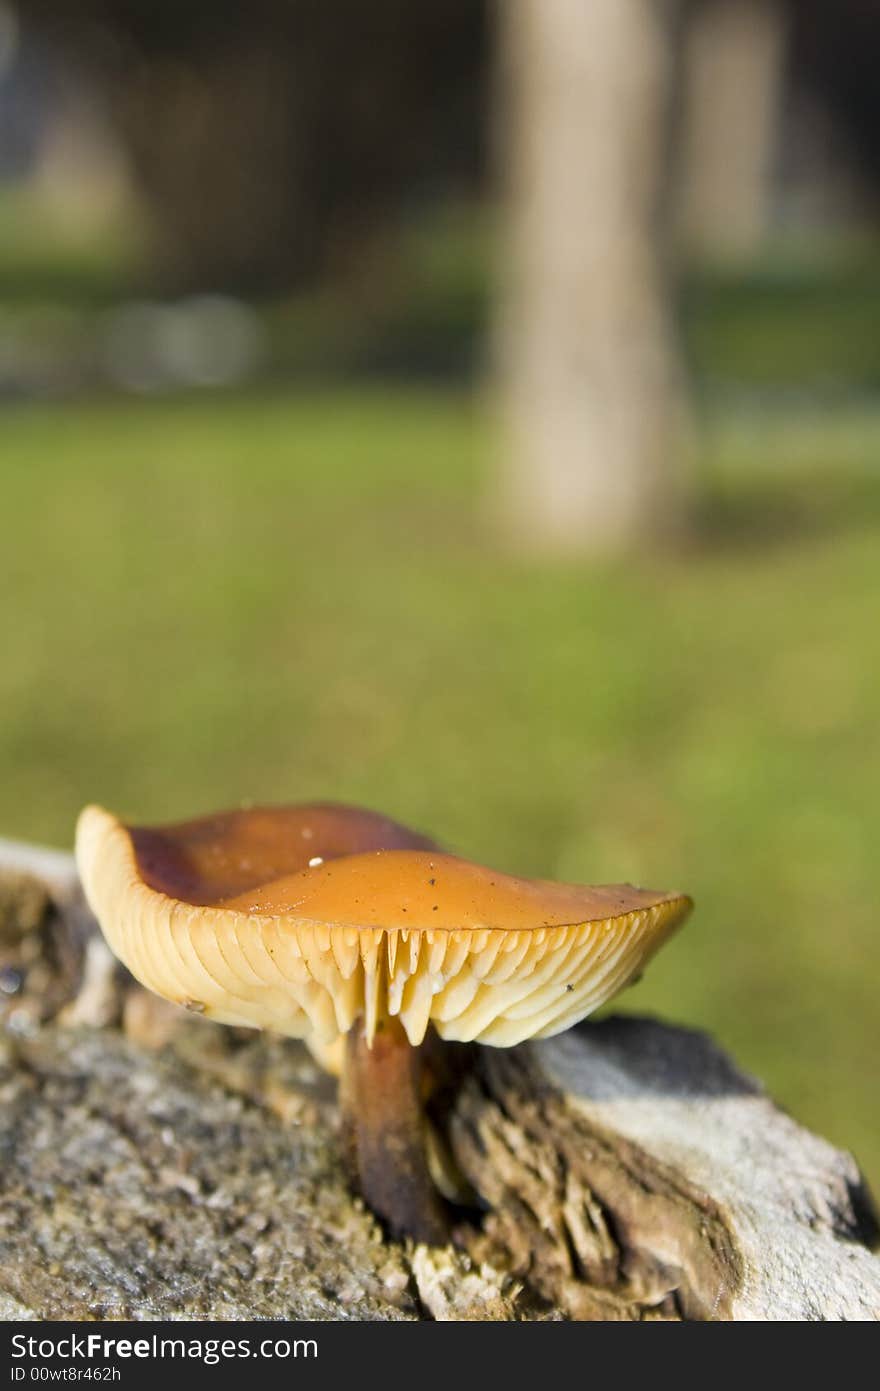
[0, 1028, 417, 1319]
[0, 842, 877, 1321]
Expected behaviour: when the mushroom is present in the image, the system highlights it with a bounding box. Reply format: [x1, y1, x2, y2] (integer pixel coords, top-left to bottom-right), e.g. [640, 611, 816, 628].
[75, 802, 692, 1243]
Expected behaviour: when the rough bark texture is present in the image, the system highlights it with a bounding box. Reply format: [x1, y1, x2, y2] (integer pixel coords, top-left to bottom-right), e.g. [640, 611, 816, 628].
[1, 843, 878, 1321]
[455, 1028, 879, 1319]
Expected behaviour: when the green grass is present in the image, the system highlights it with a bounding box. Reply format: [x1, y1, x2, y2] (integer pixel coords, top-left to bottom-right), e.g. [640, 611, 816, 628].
[1, 386, 878, 1194]
[683, 243, 880, 393]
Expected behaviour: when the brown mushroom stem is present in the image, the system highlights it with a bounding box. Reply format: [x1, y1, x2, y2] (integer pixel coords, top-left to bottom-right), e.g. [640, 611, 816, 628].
[339, 1015, 450, 1245]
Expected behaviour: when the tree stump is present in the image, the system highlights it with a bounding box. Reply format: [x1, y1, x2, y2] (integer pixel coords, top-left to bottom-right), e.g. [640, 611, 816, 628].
[1, 841, 877, 1321]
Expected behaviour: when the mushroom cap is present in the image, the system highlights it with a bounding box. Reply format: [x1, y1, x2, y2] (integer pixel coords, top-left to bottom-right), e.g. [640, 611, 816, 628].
[75, 803, 691, 1049]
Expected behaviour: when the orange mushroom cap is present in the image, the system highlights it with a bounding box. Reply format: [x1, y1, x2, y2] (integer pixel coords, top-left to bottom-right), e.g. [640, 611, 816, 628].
[75, 803, 691, 1049]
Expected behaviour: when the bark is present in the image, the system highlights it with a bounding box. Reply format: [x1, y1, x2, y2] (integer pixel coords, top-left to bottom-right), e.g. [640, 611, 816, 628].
[1, 841, 878, 1321]
[492, 0, 690, 554]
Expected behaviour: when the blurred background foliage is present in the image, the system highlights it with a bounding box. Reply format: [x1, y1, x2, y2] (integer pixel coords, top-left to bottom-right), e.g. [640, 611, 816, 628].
[0, 0, 877, 1190]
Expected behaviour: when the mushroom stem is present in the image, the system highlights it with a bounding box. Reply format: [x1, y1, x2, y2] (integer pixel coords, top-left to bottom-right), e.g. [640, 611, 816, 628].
[339, 1015, 450, 1245]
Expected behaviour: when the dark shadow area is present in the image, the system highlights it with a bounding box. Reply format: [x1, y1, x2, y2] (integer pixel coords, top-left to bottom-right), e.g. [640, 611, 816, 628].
[691, 465, 880, 554]
[568, 1014, 763, 1101]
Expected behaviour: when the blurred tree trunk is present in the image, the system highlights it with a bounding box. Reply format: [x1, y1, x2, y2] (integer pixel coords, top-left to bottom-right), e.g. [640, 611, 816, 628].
[492, 0, 689, 554]
[676, 0, 790, 261]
